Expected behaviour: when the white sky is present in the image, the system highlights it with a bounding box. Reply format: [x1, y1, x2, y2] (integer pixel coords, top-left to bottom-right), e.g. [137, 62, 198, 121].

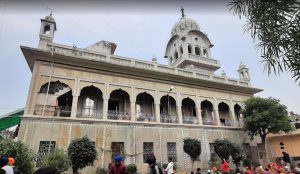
[0, 1, 299, 115]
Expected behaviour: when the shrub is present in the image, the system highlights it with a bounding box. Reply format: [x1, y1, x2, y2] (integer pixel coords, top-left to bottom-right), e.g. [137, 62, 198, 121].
[126, 164, 137, 173]
[41, 148, 70, 173]
[95, 167, 108, 174]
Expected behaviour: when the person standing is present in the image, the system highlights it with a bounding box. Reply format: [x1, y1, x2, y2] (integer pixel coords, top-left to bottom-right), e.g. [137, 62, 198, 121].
[165, 158, 174, 174]
[0, 157, 14, 174]
[109, 155, 127, 174]
[220, 159, 229, 174]
[145, 154, 163, 174]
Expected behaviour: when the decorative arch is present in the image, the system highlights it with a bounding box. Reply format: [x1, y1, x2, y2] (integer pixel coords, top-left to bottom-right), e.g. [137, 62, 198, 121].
[182, 98, 197, 124]
[201, 100, 216, 125]
[160, 95, 177, 123]
[77, 85, 103, 119]
[165, 34, 180, 58]
[187, 30, 213, 47]
[44, 25, 50, 35]
[108, 89, 131, 120]
[136, 92, 155, 122]
[195, 47, 200, 56]
[188, 45, 192, 54]
[234, 104, 242, 124]
[218, 102, 231, 126]
[35, 81, 73, 117]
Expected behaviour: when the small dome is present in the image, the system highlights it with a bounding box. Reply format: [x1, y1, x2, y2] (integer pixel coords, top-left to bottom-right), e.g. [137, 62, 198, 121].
[44, 14, 55, 22]
[171, 17, 200, 36]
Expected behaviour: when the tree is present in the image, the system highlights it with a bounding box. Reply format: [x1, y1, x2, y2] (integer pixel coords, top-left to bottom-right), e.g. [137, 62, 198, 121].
[229, 0, 300, 82]
[41, 148, 70, 174]
[242, 97, 294, 165]
[231, 144, 246, 172]
[67, 136, 97, 174]
[0, 139, 35, 174]
[213, 139, 234, 161]
[183, 138, 201, 168]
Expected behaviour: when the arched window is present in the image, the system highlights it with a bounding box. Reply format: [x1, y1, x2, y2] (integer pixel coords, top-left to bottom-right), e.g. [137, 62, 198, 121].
[170, 57, 173, 63]
[44, 25, 50, 35]
[174, 51, 178, 59]
[203, 49, 208, 57]
[180, 47, 183, 54]
[195, 47, 200, 55]
[188, 45, 192, 54]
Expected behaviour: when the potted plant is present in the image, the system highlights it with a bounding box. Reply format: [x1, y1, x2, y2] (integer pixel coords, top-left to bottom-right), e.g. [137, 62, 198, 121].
[126, 164, 137, 174]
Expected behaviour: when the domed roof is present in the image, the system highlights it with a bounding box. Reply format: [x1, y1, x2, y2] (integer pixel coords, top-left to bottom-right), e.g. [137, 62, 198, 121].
[171, 17, 200, 36]
[44, 14, 55, 22]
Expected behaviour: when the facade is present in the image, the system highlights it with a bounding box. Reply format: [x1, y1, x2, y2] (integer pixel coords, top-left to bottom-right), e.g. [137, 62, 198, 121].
[18, 11, 262, 173]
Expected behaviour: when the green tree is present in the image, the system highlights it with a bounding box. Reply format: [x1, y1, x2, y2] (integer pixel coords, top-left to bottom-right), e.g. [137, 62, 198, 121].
[67, 136, 97, 174]
[228, 0, 300, 82]
[231, 144, 246, 172]
[0, 139, 35, 174]
[213, 139, 234, 161]
[242, 97, 294, 165]
[183, 138, 201, 168]
[41, 148, 70, 173]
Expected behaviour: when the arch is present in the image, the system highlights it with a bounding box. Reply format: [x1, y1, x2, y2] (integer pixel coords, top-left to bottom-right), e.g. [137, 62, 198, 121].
[170, 57, 173, 64]
[188, 45, 192, 54]
[44, 25, 50, 35]
[160, 95, 177, 123]
[77, 86, 103, 119]
[108, 89, 131, 120]
[35, 81, 73, 117]
[234, 104, 242, 123]
[182, 98, 197, 124]
[195, 47, 200, 56]
[218, 102, 231, 126]
[187, 30, 213, 47]
[174, 51, 179, 59]
[165, 34, 180, 58]
[201, 100, 216, 125]
[136, 92, 155, 122]
[203, 49, 208, 57]
[180, 47, 183, 54]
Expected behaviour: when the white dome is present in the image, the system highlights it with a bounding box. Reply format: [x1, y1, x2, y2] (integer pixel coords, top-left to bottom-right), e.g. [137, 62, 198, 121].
[171, 17, 200, 36]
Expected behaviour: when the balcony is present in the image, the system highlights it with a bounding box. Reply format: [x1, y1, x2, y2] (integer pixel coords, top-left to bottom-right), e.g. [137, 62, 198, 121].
[136, 113, 155, 122]
[77, 108, 103, 119]
[107, 110, 131, 120]
[220, 119, 233, 126]
[182, 116, 198, 124]
[34, 105, 71, 117]
[202, 118, 218, 125]
[160, 114, 178, 123]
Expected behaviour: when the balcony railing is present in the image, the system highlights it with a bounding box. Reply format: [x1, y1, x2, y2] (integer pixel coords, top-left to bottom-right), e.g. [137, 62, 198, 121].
[34, 105, 71, 117]
[107, 110, 131, 120]
[202, 117, 218, 125]
[77, 108, 103, 119]
[220, 119, 233, 126]
[160, 114, 178, 123]
[136, 113, 155, 122]
[182, 116, 198, 124]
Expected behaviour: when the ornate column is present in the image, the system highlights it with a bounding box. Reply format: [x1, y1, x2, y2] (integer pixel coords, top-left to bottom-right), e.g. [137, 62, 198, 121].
[196, 100, 203, 125]
[213, 99, 221, 126]
[71, 96, 78, 118]
[130, 101, 136, 121]
[155, 90, 160, 123]
[103, 99, 108, 120]
[177, 93, 182, 124]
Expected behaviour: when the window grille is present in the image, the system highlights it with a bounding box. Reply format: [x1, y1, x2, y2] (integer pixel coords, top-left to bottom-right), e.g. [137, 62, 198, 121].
[143, 142, 154, 163]
[36, 141, 56, 167]
[111, 142, 125, 161]
[167, 142, 177, 162]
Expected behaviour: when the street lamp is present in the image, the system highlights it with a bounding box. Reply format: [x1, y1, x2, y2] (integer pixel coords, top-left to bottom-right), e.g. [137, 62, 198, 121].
[167, 86, 174, 122]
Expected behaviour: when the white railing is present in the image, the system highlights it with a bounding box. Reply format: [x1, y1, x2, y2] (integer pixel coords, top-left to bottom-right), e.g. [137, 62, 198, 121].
[107, 110, 131, 120]
[77, 108, 103, 119]
[136, 113, 155, 122]
[160, 114, 178, 123]
[182, 116, 198, 124]
[34, 105, 71, 117]
[46, 43, 251, 88]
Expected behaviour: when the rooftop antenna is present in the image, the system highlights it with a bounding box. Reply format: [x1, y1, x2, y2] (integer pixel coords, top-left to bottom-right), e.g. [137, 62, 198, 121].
[46, 7, 53, 16]
[181, 6, 185, 18]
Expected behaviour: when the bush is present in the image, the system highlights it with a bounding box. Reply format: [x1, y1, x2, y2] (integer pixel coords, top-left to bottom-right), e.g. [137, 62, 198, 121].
[126, 164, 137, 173]
[95, 167, 108, 174]
[68, 136, 97, 173]
[162, 163, 168, 169]
[0, 139, 35, 174]
[41, 148, 70, 173]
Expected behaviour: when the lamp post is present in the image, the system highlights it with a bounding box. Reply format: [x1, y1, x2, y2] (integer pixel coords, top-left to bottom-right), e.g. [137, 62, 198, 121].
[167, 86, 174, 122]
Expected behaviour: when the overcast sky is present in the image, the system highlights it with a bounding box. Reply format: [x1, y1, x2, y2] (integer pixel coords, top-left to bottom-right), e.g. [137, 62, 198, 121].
[0, 1, 299, 115]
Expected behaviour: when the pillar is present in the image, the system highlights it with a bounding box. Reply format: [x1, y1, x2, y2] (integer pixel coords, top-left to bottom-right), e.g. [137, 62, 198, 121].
[213, 108, 221, 126]
[103, 98, 108, 120]
[131, 102, 136, 121]
[229, 105, 238, 127]
[71, 96, 78, 118]
[177, 104, 183, 124]
[155, 103, 160, 123]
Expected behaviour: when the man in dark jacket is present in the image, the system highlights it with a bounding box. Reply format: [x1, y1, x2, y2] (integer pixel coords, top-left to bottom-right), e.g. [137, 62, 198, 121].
[145, 154, 163, 174]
